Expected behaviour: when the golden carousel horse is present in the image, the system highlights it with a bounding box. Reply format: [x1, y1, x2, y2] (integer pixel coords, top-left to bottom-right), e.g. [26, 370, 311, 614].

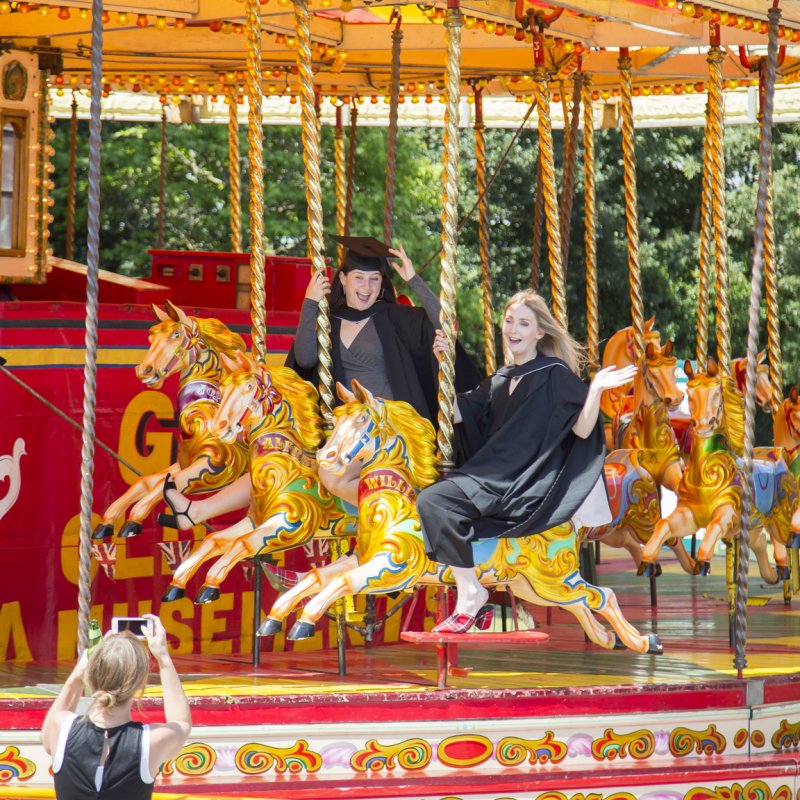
[599, 317, 660, 449]
[638, 359, 797, 582]
[161, 352, 355, 603]
[93, 301, 249, 540]
[259, 381, 662, 656]
[584, 341, 694, 574]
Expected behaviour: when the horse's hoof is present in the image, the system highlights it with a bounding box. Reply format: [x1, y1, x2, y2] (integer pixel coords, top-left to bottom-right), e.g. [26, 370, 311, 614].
[287, 620, 316, 640]
[777, 565, 791, 581]
[613, 634, 627, 650]
[157, 512, 178, 529]
[258, 618, 282, 637]
[638, 561, 656, 577]
[161, 585, 186, 603]
[92, 522, 115, 540]
[194, 585, 220, 604]
[653, 562, 663, 577]
[118, 521, 142, 538]
[647, 633, 664, 655]
[694, 560, 711, 576]
[788, 533, 800, 550]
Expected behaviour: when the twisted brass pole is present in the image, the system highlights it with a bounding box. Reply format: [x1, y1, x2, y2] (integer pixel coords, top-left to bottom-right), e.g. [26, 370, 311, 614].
[473, 85, 496, 375]
[334, 105, 347, 269]
[618, 49, 644, 361]
[156, 105, 167, 249]
[76, 0, 103, 655]
[560, 71, 583, 269]
[227, 87, 243, 253]
[66, 92, 78, 261]
[344, 103, 358, 239]
[696, 85, 715, 370]
[764, 177, 781, 410]
[293, 0, 333, 430]
[245, 0, 267, 363]
[436, 0, 464, 471]
[531, 145, 543, 289]
[533, 34, 565, 326]
[735, 5, 781, 677]
[384, 17, 403, 244]
[35, 76, 51, 280]
[582, 75, 599, 377]
[707, 42, 731, 377]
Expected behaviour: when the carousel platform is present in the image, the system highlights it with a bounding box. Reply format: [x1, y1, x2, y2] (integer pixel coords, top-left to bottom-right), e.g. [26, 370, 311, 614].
[0, 550, 799, 799]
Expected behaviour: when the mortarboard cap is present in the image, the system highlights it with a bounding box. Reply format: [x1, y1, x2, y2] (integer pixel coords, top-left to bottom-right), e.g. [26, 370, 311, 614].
[331, 235, 393, 272]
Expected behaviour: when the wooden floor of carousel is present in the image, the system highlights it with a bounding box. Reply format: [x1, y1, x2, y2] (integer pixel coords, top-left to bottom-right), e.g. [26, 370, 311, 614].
[2, 549, 800, 800]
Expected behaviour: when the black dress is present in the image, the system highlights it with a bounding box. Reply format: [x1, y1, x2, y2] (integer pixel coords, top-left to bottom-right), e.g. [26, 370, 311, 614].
[417, 355, 606, 568]
[53, 714, 154, 800]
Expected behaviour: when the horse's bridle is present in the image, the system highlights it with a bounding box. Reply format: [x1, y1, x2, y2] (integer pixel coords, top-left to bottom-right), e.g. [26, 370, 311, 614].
[341, 414, 377, 466]
[162, 319, 207, 377]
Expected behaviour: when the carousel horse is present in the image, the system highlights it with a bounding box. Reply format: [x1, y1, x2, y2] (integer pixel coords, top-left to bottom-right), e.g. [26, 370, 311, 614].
[260, 381, 662, 656]
[599, 317, 660, 449]
[773, 386, 800, 545]
[160, 352, 355, 603]
[638, 359, 796, 582]
[93, 301, 249, 540]
[584, 341, 694, 574]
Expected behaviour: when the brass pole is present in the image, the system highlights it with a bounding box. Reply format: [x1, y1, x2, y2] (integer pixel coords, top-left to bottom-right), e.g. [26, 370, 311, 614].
[66, 92, 78, 261]
[531, 16, 565, 326]
[618, 48, 644, 361]
[245, 0, 267, 362]
[473, 85, 496, 375]
[227, 87, 243, 253]
[582, 75, 599, 377]
[344, 102, 358, 238]
[383, 13, 403, 244]
[334, 104, 347, 269]
[436, 0, 464, 471]
[531, 146, 544, 289]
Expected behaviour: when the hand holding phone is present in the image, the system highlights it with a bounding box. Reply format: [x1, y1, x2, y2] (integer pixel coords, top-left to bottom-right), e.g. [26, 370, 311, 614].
[110, 616, 154, 638]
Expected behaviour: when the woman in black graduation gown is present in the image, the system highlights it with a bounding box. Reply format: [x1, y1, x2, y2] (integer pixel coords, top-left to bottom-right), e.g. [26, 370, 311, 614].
[417, 290, 636, 634]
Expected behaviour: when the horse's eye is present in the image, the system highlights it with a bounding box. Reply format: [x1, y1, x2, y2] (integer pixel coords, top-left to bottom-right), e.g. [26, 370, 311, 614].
[172, 331, 180, 338]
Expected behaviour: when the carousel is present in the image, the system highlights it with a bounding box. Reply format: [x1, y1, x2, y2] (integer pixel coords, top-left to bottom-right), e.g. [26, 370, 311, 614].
[1, 0, 800, 797]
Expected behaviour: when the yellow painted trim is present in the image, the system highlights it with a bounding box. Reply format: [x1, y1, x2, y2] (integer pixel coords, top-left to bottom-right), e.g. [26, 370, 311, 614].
[2, 350, 287, 368]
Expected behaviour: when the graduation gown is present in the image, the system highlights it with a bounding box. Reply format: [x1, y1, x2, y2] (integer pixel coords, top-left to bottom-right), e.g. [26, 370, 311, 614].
[286, 302, 482, 426]
[449, 355, 606, 539]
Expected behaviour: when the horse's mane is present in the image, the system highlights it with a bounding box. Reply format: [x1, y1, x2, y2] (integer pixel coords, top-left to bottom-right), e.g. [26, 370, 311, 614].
[721, 376, 745, 456]
[337, 399, 439, 489]
[195, 317, 246, 356]
[267, 367, 324, 450]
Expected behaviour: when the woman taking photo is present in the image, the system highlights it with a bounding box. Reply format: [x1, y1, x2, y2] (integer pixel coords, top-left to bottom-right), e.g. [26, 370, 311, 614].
[417, 290, 636, 634]
[41, 615, 191, 799]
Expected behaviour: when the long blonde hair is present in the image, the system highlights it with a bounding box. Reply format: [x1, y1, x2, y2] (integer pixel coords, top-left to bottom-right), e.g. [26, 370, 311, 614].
[85, 633, 149, 712]
[502, 290, 585, 374]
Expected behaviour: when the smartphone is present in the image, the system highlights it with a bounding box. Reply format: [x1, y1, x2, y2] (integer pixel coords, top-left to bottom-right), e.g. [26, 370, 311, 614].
[110, 617, 153, 638]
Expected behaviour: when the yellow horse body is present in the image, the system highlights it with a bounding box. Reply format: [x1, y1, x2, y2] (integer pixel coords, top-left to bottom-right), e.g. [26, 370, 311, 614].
[639, 360, 796, 583]
[161, 353, 355, 604]
[263, 382, 661, 656]
[93, 300, 249, 540]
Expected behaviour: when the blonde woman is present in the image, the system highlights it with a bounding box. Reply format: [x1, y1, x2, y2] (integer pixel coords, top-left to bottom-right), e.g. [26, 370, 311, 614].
[41, 614, 191, 799]
[418, 290, 636, 634]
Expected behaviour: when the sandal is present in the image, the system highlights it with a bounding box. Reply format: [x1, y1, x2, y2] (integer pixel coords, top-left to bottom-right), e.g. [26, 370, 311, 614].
[158, 474, 196, 529]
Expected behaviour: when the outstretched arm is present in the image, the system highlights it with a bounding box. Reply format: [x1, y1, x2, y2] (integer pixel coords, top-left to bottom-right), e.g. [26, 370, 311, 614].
[41, 651, 88, 755]
[389, 244, 442, 325]
[572, 365, 638, 439]
[144, 614, 191, 776]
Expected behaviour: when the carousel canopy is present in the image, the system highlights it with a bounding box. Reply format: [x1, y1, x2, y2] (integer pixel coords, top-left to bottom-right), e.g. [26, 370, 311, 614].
[3, 0, 800, 110]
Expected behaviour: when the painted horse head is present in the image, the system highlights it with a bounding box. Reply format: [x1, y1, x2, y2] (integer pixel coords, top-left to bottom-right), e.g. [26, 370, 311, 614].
[317, 380, 439, 489]
[210, 352, 324, 451]
[637, 340, 683, 411]
[774, 386, 800, 453]
[135, 300, 246, 389]
[601, 316, 660, 371]
[684, 358, 744, 454]
[731, 351, 773, 411]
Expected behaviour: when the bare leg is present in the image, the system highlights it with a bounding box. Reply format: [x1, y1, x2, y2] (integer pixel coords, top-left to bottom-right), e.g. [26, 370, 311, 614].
[163, 474, 251, 530]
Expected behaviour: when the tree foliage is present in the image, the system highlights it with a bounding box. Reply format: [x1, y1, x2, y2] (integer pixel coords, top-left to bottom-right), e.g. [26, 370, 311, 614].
[49, 114, 800, 395]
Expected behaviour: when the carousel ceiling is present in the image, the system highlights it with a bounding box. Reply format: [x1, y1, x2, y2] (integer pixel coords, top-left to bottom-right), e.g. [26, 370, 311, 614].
[3, 0, 800, 106]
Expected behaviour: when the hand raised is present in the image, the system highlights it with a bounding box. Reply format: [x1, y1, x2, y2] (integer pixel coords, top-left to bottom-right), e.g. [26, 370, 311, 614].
[304, 270, 331, 302]
[388, 244, 415, 282]
[590, 364, 638, 393]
